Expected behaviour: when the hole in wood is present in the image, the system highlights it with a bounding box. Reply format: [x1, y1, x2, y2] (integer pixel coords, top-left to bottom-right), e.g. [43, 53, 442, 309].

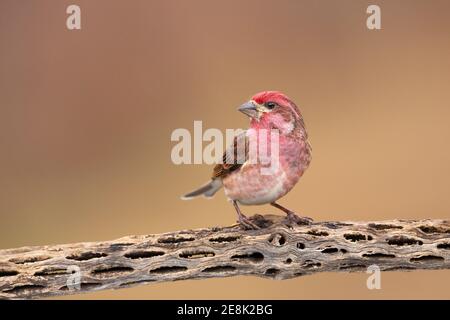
[158, 236, 195, 244]
[124, 250, 165, 259]
[303, 260, 322, 269]
[202, 265, 236, 273]
[59, 283, 102, 291]
[307, 230, 329, 236]
[231, 252, 264, 263]
[268, 233, 286, 246]
[368, 223, 403, 230]
[437, 243, 450, 249]
[82, 283, 103, 290]
[285, 258, 293, 264]
[0, 269, 19, 277]
[344, 233, 369, 242]
[418, 225, 450, 234]
[265, 268, 280, 276]
[297, 242, 305, 249]
[149, 266, 188, 274]
[321, 247, 339, 254]
[92, 266, 134, 276]
[362, 253, 396, 258]
[66, 252, 107, 261]
[209, 235, 240, 243]
[387, 236, 423, 246]
[34, 268, 67, 276]
[179, 251, 215, 259]
[410, 255, 444, 262]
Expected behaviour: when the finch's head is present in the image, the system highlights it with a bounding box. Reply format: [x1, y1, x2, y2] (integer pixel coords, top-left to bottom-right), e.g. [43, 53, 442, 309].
[238, 91, 304, 134]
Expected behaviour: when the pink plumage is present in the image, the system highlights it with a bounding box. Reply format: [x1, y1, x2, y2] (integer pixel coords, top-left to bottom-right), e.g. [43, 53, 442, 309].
[182, 91, 312, 229]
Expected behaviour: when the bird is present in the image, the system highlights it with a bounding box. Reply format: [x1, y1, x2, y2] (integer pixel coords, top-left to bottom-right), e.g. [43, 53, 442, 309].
[181, 91, 312, 229]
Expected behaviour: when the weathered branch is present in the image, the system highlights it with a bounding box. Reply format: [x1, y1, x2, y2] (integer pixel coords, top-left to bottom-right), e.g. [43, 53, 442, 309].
[1, 215, 450, 299]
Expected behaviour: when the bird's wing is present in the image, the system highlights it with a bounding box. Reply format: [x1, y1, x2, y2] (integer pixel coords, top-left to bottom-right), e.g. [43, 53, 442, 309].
[212, 131, 249, 179]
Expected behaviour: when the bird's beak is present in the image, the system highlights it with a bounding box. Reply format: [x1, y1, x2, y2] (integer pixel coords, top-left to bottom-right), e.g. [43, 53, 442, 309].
[238, 100, 260, 119]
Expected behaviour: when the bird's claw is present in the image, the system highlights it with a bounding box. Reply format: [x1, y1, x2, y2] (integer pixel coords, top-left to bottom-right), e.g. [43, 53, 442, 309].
[285, 211, 313, 226]
[237, 215, 261, 230]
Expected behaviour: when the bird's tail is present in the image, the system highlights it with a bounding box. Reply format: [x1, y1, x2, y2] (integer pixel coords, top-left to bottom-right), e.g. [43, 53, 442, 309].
[181, 179, 223, 200]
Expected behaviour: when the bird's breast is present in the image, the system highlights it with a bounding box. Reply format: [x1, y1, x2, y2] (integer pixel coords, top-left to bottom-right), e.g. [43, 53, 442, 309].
[222, 139, 311, 205]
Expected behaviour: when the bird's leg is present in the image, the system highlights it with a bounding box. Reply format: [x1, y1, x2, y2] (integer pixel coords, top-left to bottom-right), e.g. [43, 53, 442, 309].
[232, 200, 260, 230]
[270, 202, 313, 225]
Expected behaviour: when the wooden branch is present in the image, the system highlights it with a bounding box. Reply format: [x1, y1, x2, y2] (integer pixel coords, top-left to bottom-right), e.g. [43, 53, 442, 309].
[1, 215, 450, 299]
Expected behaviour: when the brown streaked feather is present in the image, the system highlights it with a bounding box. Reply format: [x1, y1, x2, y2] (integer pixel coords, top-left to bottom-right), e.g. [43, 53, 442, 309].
[212, 131, 248, 179]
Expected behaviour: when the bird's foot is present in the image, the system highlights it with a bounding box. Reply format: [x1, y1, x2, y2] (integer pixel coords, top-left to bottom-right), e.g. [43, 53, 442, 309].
[237, 214, 261, 230]
[285, 211, 313, 226]
[270, 202, 313, 226]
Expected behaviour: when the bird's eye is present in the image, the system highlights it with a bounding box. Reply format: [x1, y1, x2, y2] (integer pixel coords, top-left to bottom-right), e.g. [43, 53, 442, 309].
[266, 102, 277, 110]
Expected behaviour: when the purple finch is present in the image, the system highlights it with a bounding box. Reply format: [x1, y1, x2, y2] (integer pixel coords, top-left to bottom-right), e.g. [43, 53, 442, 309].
[182, 91, 312, 229]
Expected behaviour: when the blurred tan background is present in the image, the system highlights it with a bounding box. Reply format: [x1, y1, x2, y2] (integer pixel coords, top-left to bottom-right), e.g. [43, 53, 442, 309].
[1, 0, 450, 299]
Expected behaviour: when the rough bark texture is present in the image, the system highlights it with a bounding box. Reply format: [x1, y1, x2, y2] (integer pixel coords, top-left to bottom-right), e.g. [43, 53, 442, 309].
[1, 215, 450, 299]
